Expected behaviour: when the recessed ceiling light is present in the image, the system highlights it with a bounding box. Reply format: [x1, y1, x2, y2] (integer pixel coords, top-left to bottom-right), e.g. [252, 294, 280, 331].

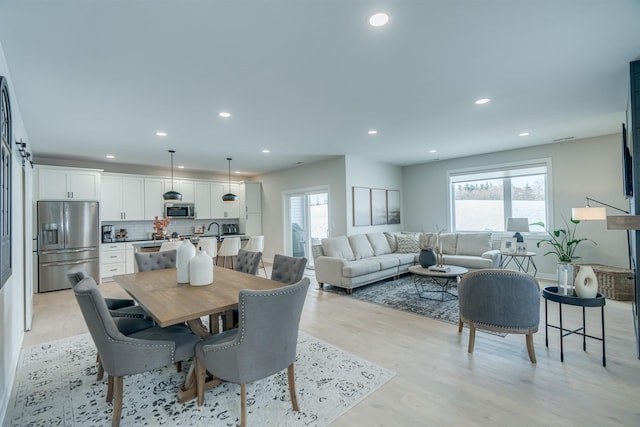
[368, 130, 378, 135]
[218, 112, 231, 118]
[519, 132, 530, 137]
[369, 12, 389, 27]
[429, 150, 437, 153]
[106, 155, 115, 159]
[262, 149, 270, 153]
[474, 98, 491, 105]
[156, 131, 167, 136]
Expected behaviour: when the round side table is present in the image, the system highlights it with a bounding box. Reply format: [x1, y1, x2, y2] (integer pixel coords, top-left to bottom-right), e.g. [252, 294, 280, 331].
[542, 286, 606, 366]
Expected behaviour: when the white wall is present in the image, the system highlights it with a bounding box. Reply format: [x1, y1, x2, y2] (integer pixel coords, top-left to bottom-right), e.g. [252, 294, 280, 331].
[0, 40, 29, 423]
[256, 155, 405, 259]
[256, 157, 347, 259]
[404, 134, 630, 278]
[344, 155, 404, 236]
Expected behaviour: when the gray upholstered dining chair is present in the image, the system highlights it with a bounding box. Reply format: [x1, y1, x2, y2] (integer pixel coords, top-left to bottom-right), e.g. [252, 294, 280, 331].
[73, 276, 202, 427]
[134, 249, 177, 272]
[233, 249, 262, 275]
[244, 235, 266, 276]
[194, 277, 310, 427]
[270, 254, 307, 284]
[68, 271, 154, 380]
[68, 271, 148, 319]
[458, 269, 540, 363]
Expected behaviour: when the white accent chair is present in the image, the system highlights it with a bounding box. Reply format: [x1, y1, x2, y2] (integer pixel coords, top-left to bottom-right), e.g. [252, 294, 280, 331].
[217, 237, 241, 269]
[244, 235, 266, 276]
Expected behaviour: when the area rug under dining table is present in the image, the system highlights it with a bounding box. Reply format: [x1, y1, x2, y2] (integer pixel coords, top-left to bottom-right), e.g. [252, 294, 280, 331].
[5, 332, 394, 427]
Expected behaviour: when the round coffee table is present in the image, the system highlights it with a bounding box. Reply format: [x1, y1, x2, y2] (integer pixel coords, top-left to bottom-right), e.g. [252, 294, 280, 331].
[408, 265, 469, 301]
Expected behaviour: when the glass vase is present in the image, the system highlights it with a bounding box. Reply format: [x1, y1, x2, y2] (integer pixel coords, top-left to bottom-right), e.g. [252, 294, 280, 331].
[557, 262, 574, 296]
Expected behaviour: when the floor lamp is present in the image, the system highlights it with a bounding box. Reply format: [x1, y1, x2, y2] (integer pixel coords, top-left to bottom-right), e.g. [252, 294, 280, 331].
[572, 197, 633, 269]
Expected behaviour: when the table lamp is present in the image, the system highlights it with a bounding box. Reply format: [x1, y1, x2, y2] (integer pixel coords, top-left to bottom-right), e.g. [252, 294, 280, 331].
[506, 218, 529, 242]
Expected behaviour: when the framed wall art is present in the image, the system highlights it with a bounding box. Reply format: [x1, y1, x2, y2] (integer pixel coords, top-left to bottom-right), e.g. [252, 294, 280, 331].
[371, 188, 387, 225]
[516, 241, 528, 254]
[500, 237, 517, 254]
[352, 186, 371, 226]
[386, 190, 400, 224]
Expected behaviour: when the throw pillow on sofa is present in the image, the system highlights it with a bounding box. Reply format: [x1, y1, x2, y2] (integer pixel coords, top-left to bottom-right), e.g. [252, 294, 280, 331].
[384, 231, 399, 252]
[396, 234, 419, 253]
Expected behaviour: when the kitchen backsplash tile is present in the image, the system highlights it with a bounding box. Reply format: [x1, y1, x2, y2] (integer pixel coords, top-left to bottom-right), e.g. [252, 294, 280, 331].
[100, 219, 239, 241]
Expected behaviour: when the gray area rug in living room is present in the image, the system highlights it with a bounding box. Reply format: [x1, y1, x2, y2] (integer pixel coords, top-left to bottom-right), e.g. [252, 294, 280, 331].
[5, 332, 394, 427]
[322, 274, 462, 325]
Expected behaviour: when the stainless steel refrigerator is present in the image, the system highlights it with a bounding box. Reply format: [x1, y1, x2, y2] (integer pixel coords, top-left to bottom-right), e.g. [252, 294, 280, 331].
[37, 200, 99, 292]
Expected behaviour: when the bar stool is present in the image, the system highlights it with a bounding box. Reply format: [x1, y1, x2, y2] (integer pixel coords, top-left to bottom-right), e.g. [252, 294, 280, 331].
[197, 237, 218, 259]
[217, 237, 240, 269]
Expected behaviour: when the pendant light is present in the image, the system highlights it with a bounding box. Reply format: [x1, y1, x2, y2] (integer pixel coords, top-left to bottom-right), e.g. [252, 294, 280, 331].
[222, 157, 238, 202]
[163, 150, 183, 201]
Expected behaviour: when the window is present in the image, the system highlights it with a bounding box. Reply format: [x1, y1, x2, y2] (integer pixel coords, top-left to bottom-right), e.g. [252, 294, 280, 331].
[449, 160, 550, 233]
[0, 76, 12, 288]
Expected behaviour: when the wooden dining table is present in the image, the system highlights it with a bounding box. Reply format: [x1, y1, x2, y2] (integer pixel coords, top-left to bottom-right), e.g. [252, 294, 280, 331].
[112, 265, 284, 402]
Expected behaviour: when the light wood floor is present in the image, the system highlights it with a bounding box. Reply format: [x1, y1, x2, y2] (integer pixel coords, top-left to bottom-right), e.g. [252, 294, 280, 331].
[24, 270, 640, 426]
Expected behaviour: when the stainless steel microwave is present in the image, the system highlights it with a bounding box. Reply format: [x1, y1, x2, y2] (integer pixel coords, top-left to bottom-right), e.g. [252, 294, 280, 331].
[164, 202, 195, 219]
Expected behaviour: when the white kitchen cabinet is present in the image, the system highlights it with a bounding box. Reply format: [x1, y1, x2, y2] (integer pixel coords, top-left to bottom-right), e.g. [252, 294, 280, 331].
[101, 242, 125, 282]
[36, 166, 101, 200]
[211, 182, 240, 219]
[239, 182, 262, 235]
[164, 179, 195, 203]
[144, 178, 165, 220]
[194, 181, 212, 219]
[101, 174, 144, 221]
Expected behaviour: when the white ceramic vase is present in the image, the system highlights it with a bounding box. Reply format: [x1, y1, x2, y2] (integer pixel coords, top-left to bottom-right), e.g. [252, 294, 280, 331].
[189, 247, 213, 286]
[574, 265, 599, 298]
[177, 239, 196, 284]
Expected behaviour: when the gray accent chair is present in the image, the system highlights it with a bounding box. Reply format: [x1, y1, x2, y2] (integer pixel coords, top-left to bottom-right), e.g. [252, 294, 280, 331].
[68, 271, 148, 319]
[270, 254, 307, 284]
[73, 276, 202, 427]
[233, 249, 262, 275]
[134, 249, 177, 272]
[194, 277, 310, 427]
[458, 269, 540, 363]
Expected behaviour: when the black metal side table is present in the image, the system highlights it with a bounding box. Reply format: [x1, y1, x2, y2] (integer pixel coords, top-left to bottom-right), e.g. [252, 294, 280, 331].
[542, 286, 606, 366]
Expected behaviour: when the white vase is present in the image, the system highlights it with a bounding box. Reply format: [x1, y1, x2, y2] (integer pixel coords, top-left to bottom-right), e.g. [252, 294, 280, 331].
[574, 265, 599, 298]
[177, 239, 196, 284]
[189, 247, 213, 286]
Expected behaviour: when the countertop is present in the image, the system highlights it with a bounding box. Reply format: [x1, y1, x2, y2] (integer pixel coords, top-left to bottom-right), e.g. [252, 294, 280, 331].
[124, 234, 249, 248]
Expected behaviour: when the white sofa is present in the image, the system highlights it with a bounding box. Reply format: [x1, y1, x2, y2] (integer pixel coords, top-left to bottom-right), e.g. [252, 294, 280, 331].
[312, 231, 501, 293]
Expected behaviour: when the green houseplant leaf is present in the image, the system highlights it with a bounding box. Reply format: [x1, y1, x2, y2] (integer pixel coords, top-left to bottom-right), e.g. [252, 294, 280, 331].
[533, 217, 596, 263]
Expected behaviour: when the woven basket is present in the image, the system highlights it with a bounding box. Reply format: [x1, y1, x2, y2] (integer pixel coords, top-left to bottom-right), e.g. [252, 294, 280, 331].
[575, 264, 634, 301]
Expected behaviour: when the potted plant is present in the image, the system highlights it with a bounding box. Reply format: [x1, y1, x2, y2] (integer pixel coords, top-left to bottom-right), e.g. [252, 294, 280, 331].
[533, 217, 596, 294]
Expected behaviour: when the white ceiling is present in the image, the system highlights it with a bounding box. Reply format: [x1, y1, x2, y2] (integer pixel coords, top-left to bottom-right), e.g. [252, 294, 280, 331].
[1, 0, 639, 176]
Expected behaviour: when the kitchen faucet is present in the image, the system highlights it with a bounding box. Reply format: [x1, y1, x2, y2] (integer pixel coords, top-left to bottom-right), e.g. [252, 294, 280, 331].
[207, 222, 220, 241]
